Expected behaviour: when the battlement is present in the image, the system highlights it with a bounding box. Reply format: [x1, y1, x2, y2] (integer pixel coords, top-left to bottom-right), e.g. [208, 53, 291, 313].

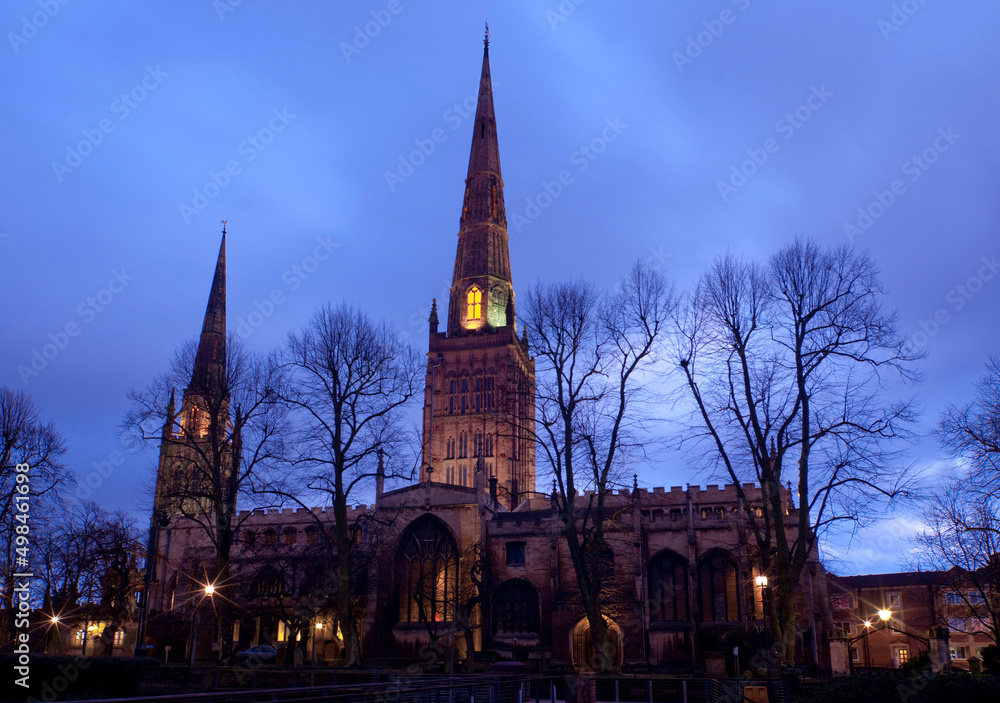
[235, 504, 374, 524]
[574, 482, 792, 508]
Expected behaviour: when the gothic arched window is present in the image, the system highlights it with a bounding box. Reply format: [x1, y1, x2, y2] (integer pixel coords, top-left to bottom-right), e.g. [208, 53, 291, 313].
[648, 550, 689, 623]
[698, 550, 740, 622]
[493, 579, 540, 635]
[467, 287, 482, 321]
[397, 517, 459, 624]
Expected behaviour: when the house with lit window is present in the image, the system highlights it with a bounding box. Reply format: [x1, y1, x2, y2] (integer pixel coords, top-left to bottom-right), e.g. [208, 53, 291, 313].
[827, 570, 996, 671]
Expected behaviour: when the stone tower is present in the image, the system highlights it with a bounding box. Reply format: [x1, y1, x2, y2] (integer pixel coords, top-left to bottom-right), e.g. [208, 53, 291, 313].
[421, 33, 536, 508]
[153, 231, 234, 518]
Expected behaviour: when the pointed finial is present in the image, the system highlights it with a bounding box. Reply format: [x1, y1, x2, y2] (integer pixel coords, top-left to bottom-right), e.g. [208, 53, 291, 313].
[429, 298, 439, 326]
[221, 220, 228, 236]
[484, 21, 489, 49]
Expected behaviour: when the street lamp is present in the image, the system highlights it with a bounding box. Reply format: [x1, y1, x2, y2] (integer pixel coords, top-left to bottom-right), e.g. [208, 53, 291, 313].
[755, 574, 772, 686]
[878, 608, 892, 623]
[312, 622, 324, 666]
[204, 584, 216, 596]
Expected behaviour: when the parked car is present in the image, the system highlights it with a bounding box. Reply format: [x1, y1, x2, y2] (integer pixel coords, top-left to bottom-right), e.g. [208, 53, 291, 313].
[234, 644, 277, 662]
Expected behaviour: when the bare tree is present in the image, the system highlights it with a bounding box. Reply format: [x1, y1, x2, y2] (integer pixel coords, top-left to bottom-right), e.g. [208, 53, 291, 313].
[123, 336, 288, 660]
[914, 489, 1000, 643]
[0, 387, 68, 649]
[523, 260, 672, 672]
[36, 504, 143, 655]
[273, 303, 423, 666]
[674, 237, 920, 665]
[914, 357, 1000, 643]
[939, 356, 1000, 491]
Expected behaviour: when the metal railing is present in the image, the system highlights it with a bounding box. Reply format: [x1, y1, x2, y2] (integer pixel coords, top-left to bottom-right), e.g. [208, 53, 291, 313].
[71, 671, 788, 703]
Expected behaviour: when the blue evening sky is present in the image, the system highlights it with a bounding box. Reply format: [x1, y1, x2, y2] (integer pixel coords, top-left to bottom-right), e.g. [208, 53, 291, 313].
[2, 1, 998, 575]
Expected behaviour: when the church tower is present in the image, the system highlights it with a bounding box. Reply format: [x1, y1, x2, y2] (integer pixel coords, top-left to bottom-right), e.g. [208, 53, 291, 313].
[153, 230, 234, 518]
[421, 31, 536, 508]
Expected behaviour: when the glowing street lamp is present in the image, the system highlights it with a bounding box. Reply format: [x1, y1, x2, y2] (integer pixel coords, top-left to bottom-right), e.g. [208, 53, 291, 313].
[204, 584, 216, 596]
[755, 575, 768, 587]
[878, 608, 892, 622]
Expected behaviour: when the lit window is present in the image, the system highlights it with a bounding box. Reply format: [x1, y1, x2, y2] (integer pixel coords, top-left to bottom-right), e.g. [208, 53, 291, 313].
[113, 630, 123, 646]
[951, 646, 968, 660]
[467, 287, 482, 321]
[831, 594, 856, 610]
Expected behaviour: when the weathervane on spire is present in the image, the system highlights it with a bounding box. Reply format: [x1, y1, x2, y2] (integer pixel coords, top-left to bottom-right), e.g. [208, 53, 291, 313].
[221, 220, 227, 236]
[484, 21, 489, 49]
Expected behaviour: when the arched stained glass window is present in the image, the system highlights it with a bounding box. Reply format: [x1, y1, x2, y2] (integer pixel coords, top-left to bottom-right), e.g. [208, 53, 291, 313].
[648, 550, 689, 623]
[467, 287, 482, 321]
[493, 579, 540, 635]
[698, 550, 740, 622]
[397, 517, 459, 624]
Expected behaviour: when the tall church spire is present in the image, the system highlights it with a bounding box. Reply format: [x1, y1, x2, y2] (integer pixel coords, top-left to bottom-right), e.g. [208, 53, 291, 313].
[190, 227, 227, 392]
[449, 33, 513, 335]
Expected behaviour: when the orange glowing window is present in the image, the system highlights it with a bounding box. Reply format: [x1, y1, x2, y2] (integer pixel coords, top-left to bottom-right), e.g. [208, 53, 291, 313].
[467, 287, 482, 321]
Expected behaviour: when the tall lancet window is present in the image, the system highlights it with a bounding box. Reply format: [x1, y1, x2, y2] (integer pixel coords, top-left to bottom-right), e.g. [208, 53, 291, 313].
[397, 517, 458, 624]
[467, 287, 482, 321]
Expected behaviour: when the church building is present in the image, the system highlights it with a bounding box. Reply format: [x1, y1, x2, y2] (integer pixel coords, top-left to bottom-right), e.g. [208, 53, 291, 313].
[137, 35, 836, 674]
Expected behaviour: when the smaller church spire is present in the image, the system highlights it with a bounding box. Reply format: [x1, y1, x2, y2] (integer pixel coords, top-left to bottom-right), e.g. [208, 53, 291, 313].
[162, 389, 176, 442]
[429, 298, 439, 331]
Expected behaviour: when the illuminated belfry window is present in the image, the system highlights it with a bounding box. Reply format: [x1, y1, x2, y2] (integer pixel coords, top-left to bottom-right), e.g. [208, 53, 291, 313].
[467, 287, 482, 321]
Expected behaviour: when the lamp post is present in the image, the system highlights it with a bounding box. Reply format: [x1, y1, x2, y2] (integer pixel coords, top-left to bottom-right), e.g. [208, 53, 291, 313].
[755, 575, 771, 682]
[847, 607, 893, 672]
[190, 582, 215, 666]
[313, 621, 323, 666]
